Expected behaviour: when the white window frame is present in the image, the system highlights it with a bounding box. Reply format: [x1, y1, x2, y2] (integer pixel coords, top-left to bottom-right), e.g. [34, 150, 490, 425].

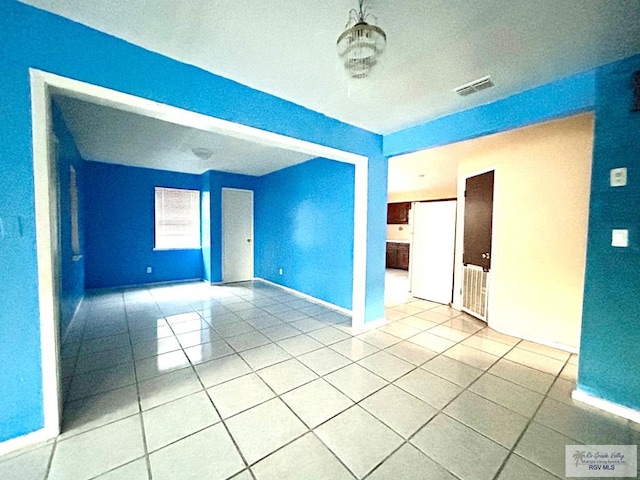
[154, 186, 201, 250]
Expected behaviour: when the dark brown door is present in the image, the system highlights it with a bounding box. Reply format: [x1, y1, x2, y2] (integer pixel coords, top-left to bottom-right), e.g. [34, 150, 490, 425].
[463, 171, 494, 271]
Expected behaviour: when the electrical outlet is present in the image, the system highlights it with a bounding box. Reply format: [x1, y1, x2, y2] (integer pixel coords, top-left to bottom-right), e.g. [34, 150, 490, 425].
[279, 268, 283, 275]
[146, 266, 152, 274]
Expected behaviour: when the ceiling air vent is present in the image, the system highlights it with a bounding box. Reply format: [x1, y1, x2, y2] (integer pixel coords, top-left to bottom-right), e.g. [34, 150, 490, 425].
[453, 76, 494, 96]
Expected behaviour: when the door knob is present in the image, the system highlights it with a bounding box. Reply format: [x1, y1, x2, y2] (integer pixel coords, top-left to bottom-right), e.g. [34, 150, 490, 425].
[247, 239, 252, 243]
[481, 252, 490, 259]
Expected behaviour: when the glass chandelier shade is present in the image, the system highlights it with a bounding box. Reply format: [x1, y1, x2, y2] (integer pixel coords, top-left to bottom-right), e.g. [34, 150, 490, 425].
[337, 1, 387, 79]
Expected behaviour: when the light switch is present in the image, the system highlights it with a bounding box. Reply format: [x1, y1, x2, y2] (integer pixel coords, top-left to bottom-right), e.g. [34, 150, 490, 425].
[610, 167, 627, 187]
[612, 229, 629, 247]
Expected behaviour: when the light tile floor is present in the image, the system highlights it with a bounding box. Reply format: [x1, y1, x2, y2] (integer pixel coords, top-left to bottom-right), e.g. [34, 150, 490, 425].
[1, 277, 639, 480]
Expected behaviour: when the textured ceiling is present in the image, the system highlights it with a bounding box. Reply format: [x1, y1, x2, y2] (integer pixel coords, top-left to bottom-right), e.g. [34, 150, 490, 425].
[53, 96, 315, 176]
[21, 0, 640, 134]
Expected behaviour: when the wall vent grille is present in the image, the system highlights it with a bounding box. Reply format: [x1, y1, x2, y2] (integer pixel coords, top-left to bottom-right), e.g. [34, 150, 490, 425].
[461, 264, 489, 321]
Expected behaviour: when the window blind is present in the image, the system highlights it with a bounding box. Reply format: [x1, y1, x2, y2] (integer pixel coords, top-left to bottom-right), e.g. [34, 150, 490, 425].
[154, 187, 200, 249]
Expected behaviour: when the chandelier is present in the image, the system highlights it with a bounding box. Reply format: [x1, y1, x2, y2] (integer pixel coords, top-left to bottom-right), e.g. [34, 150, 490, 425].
[336, 0, 387, 79]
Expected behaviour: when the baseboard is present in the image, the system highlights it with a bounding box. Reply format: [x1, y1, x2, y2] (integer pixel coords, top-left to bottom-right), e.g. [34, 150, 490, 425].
[254, 278, 352, 316]
[0, 426, 56, 457]
[489, 323, 579, 354]
[87, 278, 205, 293]
[572, 389, 640, 424]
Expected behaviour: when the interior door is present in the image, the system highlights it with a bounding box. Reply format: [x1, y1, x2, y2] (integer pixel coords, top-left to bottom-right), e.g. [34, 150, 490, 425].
[222, 188, 254, 283]
[463, 171, 494, 270]
[410, 200, 457, 304]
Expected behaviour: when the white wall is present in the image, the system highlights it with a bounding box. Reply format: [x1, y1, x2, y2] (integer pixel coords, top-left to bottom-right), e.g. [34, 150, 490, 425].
[387, 187, 456, 203]
[452, 113, 594, 350]
[387, 224, 411, 241]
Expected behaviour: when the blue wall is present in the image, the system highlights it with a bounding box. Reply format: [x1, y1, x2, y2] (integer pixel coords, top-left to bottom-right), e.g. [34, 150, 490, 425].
[51, 101, 85, 339]
[0, 0, 387, 442]
[255, 159, 355, 309]
[577, 54, 640, 411]
[205, 171, 258, 283]
[83, 162, 203, 289]
[0, 67, 44, 443]
[383, 71, 596, 157]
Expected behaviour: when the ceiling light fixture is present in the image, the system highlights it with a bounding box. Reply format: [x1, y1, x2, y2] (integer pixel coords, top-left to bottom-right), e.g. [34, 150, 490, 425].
[337, 0, 386, 79]
[191, 147, 213, 161]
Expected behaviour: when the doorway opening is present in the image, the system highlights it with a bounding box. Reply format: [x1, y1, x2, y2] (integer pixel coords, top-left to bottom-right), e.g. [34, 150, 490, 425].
[30, 69, 369, 442]
[387, 113, 593, 353]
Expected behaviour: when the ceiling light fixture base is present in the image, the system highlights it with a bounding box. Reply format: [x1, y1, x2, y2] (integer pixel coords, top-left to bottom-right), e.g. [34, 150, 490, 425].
[191, 147, 214, 160]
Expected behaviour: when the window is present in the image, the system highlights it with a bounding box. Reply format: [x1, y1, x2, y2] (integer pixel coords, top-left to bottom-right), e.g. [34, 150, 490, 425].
[154, 187, 200, 250]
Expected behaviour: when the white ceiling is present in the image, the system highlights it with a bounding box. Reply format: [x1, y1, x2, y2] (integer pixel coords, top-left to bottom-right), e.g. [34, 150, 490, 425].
[21, 0, 640, 134]
[388, 146, 460, 197]
[53, 95, 315, 176]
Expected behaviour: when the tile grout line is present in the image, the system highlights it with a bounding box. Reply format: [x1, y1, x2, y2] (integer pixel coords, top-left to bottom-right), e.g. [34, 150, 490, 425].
[220, 301, 503, 478]
[489, 354, 574, 480]
[358, 324, 523, 480]
[53, 289, 141, 480]
[23, 280, 591, 480]
[136, 290, 505, 477]
[217, 333, 360, 480]
[191, 283, 363, 477]
[362, 298, 484, 479]
[47, 290, 104, 480]
[42, 440, 58, 480]
[128, 287, 154, 480]
[182, 287, 277, 480]
[123, 284, 306, 478]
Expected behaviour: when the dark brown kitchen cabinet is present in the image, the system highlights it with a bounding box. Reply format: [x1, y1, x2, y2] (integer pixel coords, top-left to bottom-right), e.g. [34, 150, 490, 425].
[387, 202, 411, 224]
[386, 242, 410, 270]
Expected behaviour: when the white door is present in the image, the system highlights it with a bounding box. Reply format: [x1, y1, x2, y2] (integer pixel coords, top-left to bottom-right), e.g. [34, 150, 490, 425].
[410, 200, 457, 304]
[222, 188, 254, 283]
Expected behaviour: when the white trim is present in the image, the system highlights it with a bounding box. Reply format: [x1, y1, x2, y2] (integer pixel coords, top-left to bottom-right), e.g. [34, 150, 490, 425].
[30, 70, 62, 444]
[255, 278, 352, 316]
[26, 68, 372, 451]
[30, 70, 368, 328]
[572, 389, 640, 424]
[32, 70, 365, 165]
[0, 428, 55, 457]
[351, 160, 368, 329]
[489, 323, 579, 354]
[89, 278, 206, 294]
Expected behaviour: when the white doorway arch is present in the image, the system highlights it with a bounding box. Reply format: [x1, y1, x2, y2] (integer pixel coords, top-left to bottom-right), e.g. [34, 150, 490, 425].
[29, 68, 369, 444]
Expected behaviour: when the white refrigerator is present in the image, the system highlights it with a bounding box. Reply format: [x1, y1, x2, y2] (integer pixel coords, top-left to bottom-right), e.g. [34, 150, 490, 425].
[410, 200, 457, 305]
